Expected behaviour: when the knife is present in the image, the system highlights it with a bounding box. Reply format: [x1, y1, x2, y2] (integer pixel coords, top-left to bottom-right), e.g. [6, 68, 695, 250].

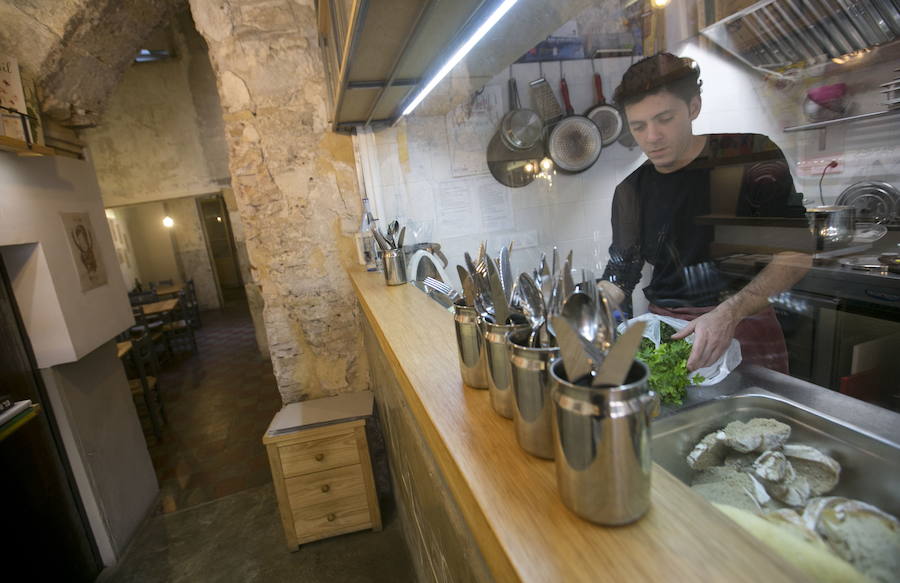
[550, 316, 593, 383]
[486, 258, 509, 324]
[499, 245, 513, 304]
[592, 321, 647, 387]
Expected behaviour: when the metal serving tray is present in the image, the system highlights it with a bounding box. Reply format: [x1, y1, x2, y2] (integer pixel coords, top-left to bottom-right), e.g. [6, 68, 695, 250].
[652, 392, 900, 517]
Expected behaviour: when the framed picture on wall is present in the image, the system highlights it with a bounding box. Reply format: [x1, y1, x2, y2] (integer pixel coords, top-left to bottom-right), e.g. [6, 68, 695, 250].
[61, 212, 108, 292]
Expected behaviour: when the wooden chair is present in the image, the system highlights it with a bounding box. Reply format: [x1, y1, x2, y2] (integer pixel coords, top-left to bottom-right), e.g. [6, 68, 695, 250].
[162, 292, 198, 354]
[129, 290, 158, 306]
[184, 279, 202, 328]
[131, 308, 171, 363]
[128, 333, 166, 439]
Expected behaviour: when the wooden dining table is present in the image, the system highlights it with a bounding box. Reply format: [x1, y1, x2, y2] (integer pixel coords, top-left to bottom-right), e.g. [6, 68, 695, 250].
[155, 283, 183, 297]
[116, 341, 133, 359]
[140, 298, 179, 316]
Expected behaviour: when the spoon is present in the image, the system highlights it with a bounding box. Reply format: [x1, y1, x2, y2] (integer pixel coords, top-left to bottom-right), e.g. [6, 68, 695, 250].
[562, 292, 597, 346]
[396, 226, 406, 249]
[517, 273, 545, 347]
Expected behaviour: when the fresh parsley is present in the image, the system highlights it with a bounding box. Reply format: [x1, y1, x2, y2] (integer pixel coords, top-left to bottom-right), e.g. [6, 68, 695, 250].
[636, 322, 705, 406]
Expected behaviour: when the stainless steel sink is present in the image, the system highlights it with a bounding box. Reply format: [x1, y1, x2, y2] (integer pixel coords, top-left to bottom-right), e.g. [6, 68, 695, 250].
[652, 391, 900, 517]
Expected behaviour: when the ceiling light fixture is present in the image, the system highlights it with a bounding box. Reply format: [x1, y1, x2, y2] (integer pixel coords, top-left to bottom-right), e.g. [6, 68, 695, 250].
[162, 216, 174, 228]
[401, 0, 520, 117]
[652, 0, 671, 7]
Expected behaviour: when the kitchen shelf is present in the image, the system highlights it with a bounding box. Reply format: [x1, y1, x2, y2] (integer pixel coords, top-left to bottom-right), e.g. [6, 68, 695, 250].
[783, 109, 900, 133]
[695, 214, 809, 227]
[0, 404, 41, 443]
[0, 136, 56, 157]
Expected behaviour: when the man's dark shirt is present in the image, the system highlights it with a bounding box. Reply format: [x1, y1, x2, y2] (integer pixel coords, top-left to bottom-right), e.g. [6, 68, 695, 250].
[601, 133, 805, 308]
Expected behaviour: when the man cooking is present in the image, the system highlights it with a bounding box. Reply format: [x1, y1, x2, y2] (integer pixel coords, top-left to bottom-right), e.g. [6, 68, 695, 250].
[599, 52, 810, 374]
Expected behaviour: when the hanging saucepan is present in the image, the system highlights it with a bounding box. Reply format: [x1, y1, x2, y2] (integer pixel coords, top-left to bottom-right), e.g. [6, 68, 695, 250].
[487, 132, 542, 188]
[584, 61, 623, 147]
[500, 77, 543, 151]
[548, 62, 602, 174]
[487, 76, 542, 188]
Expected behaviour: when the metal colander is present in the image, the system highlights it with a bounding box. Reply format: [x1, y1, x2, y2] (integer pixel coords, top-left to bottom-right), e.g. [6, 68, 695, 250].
[548, 117, 602, 173]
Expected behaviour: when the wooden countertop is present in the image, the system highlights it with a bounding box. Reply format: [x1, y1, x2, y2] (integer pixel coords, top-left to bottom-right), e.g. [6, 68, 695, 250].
[349, 269, 807, 583]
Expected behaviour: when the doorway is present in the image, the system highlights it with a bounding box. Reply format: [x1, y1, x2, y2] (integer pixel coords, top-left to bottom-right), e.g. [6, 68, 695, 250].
[197, 194, 244, 306]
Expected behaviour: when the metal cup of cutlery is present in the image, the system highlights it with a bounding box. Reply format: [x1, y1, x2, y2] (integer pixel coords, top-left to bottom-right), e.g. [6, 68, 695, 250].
[508, 330, 559, 459]
[481, 317, 529, 419]
[549, 358, 655, 525]
[382, 249, 407, 285]
[454, 300, 488, 389]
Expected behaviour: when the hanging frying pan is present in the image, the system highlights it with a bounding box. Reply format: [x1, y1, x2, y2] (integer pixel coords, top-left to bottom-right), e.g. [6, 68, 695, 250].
[584, 61, 623, 147]
[616, 50, 638, 150]
[500, 76, 543, 151]
[548, 61, 602, 174]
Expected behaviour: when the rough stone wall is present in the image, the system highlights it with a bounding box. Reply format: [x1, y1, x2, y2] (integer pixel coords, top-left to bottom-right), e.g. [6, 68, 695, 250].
[164, 197, 222, 310]
[0, 0, 179, 127]
[189, 0, 367, 402]
[82, 11, 231, 207]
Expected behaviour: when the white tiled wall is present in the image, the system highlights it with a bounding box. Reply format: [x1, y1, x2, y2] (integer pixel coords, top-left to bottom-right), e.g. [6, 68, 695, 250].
[363, 41, 900, 299]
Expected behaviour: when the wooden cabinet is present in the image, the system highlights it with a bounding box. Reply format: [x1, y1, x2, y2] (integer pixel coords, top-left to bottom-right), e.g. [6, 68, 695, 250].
[263, 395, 381, 549]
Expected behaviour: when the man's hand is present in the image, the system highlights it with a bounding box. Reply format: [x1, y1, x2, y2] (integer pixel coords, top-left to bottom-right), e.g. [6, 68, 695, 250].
[670, 305, 740, 371]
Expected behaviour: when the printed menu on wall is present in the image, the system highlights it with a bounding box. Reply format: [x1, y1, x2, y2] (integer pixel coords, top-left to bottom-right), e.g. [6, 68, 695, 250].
[0, 56, 27, 141]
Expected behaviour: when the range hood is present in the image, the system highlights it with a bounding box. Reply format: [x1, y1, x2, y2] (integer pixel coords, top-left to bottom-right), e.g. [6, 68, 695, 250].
[701, 0, 900, 78]
[323, 0, 488, 131]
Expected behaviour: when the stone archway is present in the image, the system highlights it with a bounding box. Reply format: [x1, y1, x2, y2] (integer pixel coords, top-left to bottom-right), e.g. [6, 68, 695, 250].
[2, 0, 368, 403]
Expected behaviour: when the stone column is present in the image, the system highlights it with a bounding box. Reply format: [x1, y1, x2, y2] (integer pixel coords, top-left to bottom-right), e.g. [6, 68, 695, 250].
[189, 0, 367, 402]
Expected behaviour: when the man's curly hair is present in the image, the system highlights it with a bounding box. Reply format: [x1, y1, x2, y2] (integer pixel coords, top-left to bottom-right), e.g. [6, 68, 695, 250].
[612, 52, 702, 108]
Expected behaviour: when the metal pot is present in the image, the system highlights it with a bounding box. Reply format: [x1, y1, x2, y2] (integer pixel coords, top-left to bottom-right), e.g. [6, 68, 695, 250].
[806, 205, 856, 252]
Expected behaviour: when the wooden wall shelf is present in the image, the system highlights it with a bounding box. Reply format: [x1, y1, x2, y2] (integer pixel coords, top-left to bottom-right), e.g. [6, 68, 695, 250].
[0, 136, 56, 157]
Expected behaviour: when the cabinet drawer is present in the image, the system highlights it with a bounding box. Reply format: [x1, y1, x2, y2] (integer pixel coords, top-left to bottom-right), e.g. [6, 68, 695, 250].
[278, 431, 360, 477]
[286, 464, 366, 508]
[292, 493, 371, 543]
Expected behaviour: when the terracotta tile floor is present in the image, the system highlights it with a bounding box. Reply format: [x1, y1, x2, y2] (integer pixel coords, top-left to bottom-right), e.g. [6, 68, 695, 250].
[145, 301, 282, 514]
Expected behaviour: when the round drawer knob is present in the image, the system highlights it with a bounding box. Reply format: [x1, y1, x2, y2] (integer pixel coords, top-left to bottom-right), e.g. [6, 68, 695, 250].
[315, 453, 325, 461]
[326, 513, 336, 522]
[321, 484, 330, 493]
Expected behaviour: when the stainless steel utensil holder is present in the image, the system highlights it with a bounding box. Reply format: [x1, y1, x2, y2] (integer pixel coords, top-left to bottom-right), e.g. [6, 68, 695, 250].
[508, 330, 559, 459]
[482, 318, 528, 419]
[549, 359, 655, 525]
[382, 249, 407, 285]
[454, 302, 488, 389]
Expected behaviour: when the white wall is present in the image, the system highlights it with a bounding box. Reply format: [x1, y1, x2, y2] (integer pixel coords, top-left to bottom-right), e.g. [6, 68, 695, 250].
[105, 207, 141, 288]
[41, 341, 158, 566]
[0, 154, 134, 366]
[0, 152, 158, 567]
[124, 202, 181, 286]
[363, 40, 900, 301]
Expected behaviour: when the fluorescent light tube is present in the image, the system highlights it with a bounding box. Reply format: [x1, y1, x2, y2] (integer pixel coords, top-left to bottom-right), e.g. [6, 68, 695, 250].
[401, 0, 520, 117]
